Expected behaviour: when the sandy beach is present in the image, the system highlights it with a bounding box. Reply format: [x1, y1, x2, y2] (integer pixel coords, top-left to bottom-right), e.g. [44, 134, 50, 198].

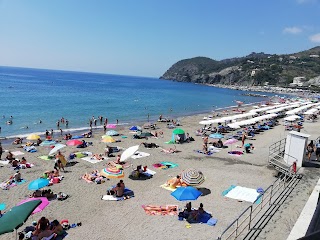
[1, 106, 319, 240]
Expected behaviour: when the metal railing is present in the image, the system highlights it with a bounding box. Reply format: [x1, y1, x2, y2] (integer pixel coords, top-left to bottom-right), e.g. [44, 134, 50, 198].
[217, 172, 301, 240]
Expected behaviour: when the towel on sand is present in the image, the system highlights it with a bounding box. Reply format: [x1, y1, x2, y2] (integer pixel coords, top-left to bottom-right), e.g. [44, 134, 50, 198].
[11, 151, 25, 156]
[38, 156, 54, 161]
[81, 156, 105, 164]
[131, 151, 150, 159]
[222, 185, 261, 203]
[160, 184, 178, 192]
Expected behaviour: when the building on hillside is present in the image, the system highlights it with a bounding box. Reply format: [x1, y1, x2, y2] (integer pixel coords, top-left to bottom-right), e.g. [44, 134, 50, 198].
[310, 54, 319, 58]
[289, 77, 308, 87]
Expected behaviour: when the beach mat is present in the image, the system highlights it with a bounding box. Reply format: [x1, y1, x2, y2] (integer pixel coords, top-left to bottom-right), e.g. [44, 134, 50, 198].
[228, 151, 243, 157]
[11, 151, 25, 156]
[160, 161, 178, 169]
[194, 150, 214, 155]
[142, 205, 178, 216]
[222, 185, 261, 203]
[38, 156, 54, 161]
[160, 184, 178, 192]
[81, 156, 104, 164]
[0, 160, 9, 165]
[131, 151, 150, 159]
[101, 194, 134, 201]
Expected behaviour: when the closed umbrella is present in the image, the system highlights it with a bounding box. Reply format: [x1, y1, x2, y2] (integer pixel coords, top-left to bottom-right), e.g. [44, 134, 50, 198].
[120, 145, 139, 162]
[49, 144, 66, 156]
[181, 169, 205, 186]
[171, 186, 202, 201]
[17, 197, 49, 215]
[0, 200, 41, 237]
[173, 128, 185, 134]
[209, 133, 224, 139]
[66, 139, 82, 146]
[106, 130, 119, 136]
[26, 134, 40, 140]
[100, 167, 124, 179]
[28, 178, 49, 190]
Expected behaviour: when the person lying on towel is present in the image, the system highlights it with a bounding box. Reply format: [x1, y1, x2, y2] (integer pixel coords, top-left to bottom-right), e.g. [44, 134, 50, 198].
[165, 175, 182, 188]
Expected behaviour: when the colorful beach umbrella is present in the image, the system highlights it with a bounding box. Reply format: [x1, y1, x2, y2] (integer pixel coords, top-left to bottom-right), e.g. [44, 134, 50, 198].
[181, 169, 205, 186]
[17, 197, 49, 215]
[28, 178, 49, 190]
[209, 133, 224, 139]
[129, 126, 141, 131]
[173, 128, 185, 134]
[0, 200, 41, 236]
[101, 136, 116, 143]
[106, 124, 117, 129]
[49, 143, 66, 156]
[106, 130, 119, 136]
[120, 145, 139, 162]
[26, 134, 40, 140]
[100, 167, 124, 179]
[66, 139, 82, 146]
[171, 186, 202, 201]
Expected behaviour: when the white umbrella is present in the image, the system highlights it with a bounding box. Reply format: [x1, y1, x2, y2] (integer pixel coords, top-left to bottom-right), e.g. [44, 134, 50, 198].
[49, 143, 66, 156]
[120, 145, 139, 162]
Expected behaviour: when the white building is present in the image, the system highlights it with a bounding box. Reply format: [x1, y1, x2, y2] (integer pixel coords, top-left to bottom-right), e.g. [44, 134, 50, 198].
[289, 77, 308, 87]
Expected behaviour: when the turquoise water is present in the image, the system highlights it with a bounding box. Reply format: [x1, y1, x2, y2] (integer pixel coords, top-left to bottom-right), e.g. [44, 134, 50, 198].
[0, 66, 280, 138]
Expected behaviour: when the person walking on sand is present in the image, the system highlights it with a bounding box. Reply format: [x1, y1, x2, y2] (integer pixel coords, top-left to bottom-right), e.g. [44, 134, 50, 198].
[241, 132, 247, 147]
[0, 143, 3, 160]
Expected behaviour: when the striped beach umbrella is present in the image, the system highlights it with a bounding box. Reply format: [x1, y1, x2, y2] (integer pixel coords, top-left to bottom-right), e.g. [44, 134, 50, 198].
[100, 167, 124, 179]
[181, 168, 205, 186]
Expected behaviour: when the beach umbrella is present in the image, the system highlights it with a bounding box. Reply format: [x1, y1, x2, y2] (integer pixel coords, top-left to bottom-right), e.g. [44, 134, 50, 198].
[26, 134, 40, 140]
[100, 167, 124, 179]
[101, 136, 116, 143]
[224, 138, 238, 145]
[139, 132, 154, 138]
[181, 168, 205, 186]
[17, 197, 49, 215]
[28, 178, 49, 190]
[171, 186, 202, 201]
[129, 126, 141, 131]
[106, 124, 117, 129]
[209, 133, 224, 139]
[120, 145, 139, 162]
[66, 139, 82, 146]
[173, 128, 185, 134]
[39, 140, 56, 146]
[106, 130, 119, 136]
[0, 203, 5, 211]
[48, 143, 66, 156]
[0, 200, 41, 237]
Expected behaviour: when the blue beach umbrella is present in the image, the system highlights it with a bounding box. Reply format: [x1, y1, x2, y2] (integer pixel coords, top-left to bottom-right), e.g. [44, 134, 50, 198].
[129, 126, 141, 131]
[209, 133, 224, 139]
[28, 178, 49, 191]
[171, 186, 202, 201]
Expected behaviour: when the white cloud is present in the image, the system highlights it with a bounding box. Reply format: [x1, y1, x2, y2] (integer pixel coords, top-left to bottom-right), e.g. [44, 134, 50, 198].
[309, 33, 320, 43]
[283, 27, 303, 34]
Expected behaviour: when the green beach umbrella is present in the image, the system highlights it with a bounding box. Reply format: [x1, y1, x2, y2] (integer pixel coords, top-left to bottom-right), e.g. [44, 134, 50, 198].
[173, 128, 185, 134]
[0, 200, 41, 237]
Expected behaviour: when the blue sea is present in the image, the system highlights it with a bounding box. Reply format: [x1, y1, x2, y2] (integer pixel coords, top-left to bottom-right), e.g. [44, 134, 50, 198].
[0, 66, 282, 139]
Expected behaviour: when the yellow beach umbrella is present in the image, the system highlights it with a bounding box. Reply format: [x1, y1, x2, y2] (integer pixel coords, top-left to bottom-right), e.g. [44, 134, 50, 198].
[26, 134, 41, 140]
[101, 136, 116, 143]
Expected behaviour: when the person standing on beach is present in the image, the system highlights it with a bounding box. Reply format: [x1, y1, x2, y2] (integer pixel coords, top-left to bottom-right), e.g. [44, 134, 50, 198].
[241, 132, 247, 147]
[0, 143, 3, 160]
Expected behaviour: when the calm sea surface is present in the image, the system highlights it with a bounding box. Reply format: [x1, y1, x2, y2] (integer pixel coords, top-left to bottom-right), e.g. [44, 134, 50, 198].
[0, 66, 282, 138]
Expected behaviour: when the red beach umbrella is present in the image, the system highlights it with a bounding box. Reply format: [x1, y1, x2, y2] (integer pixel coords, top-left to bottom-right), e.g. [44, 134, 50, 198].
[66, 139, 83, 146]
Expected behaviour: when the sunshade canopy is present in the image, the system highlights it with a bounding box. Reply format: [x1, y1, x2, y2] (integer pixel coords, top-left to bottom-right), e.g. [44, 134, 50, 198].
[17, 197, 49, 215]
[26, 134, 40, 140]
[28, 178, 49, 190]
[181, 169, 205, 186]
[171, 186, 202, 201]
[0, 200, 41, 235]
[49, 143, 66, 156]
[173, 128, 185, 134]
[120, 145, 139, 162]
[100, 167, 124, 179]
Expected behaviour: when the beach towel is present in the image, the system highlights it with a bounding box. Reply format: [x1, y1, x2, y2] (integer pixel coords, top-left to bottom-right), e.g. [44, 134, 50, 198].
[1, 179, 26, 190]
[38, 156, 54, 161]
[81, 156, 104, 164]
[228, 151, 243, 156]
[0, 160, 9, 165]
[142, 205, 179, 216]
[160, 184, 178, 192]
[24, 146, 37, 152]
[75, 152, 87, 158]
[144, 168, 156, 176]
[11, 151, 25, 156]
[160, 161, 179, 169]
[208, 147, 221, 153]
[131, 151, 150, 159]
[207, 218, 218, 226]
[222, 185, 261, 203]
[194, 150, 214, 155]
[101, 195, 133, 201]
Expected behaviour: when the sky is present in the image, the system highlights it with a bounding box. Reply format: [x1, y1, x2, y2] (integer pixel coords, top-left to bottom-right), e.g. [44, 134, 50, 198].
[0, 0, 320, 77]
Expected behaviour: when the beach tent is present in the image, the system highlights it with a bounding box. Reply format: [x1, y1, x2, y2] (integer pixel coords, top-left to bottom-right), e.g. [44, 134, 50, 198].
[171, 128, 186, 143]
